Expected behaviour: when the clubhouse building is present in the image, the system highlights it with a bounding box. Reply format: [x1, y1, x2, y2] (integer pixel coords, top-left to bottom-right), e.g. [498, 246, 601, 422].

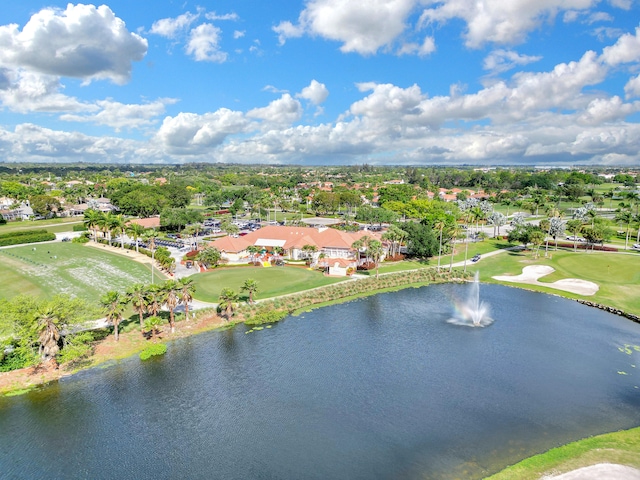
[210, 225, 384, 276]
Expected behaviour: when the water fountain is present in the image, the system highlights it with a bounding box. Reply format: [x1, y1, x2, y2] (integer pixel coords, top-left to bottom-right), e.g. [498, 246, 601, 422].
[447, 271, 493, 327]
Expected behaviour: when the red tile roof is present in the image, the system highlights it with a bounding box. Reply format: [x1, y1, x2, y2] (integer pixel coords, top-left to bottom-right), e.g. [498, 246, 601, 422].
[211, 225, 381, 253]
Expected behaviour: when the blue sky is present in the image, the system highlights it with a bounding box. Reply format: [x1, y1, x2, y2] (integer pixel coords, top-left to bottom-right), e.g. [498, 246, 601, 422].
[1, 1, 640, 166]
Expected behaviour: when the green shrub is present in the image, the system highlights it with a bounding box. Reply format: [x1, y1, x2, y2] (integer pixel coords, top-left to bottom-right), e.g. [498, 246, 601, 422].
[0, 231, 56, 246]
[139, 343, 167, 360]
[72, 235, 89, 244]
[245, 310, 288, 326]
[72, 224, 87, 231]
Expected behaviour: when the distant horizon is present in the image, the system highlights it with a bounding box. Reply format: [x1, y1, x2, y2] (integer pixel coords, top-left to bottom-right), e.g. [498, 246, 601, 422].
[2, 1, 640, 166]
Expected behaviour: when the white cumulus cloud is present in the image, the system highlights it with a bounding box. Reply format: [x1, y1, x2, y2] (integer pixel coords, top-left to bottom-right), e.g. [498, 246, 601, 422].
[61, 98, 178, 132]
[150, 12, 199, 38]
[247, 94, 303, 126]
[601, 26, 640, 65]
[419, 0, 598, 48]
[274, 0, 418, 55]
[186, 23, 227, 62]
[297, 80, 329, 105]
[483, 49, 542, 74]
[155, 110, 249, 154]
[0, 4, 147, 85]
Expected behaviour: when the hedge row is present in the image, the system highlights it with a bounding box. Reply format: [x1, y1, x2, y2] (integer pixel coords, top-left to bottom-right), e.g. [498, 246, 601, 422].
[238, 268, 471, 322]
[0, 231, 56, 246]
[0, 229, 50, 240]
[555, 242, 618, 252]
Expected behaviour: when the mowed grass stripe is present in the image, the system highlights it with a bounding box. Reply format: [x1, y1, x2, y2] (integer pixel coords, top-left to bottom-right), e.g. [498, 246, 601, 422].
[192, 266, 346, 303]
[0, 243, 155, 302]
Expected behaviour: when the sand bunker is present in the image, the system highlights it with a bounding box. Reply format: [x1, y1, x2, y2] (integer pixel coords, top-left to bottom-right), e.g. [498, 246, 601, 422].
[493, 265, 599, 296]
[542, 463, 640, 479]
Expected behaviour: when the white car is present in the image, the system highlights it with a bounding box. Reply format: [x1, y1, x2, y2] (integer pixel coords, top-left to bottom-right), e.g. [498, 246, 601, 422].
[566, 236, 585, 242]
[633, 244, 640, 250]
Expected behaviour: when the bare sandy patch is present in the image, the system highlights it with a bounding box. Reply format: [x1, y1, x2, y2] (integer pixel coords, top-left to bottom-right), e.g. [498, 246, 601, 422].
[493, 265, 599, 296]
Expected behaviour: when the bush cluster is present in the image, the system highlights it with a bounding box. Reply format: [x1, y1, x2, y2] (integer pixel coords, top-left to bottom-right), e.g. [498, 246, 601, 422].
[0, 229, 56, 246]
[139, 343, 167, 360]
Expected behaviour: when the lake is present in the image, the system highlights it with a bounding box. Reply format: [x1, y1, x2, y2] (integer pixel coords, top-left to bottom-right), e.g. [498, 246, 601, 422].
[1, 283, 639, 479]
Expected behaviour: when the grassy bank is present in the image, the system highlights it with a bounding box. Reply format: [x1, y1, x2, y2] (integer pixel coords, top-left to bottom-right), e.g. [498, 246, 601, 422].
[486, 427, 640, 479]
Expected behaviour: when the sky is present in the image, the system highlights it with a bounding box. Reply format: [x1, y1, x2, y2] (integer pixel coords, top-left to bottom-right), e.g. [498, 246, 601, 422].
[1, 1, 640, 166]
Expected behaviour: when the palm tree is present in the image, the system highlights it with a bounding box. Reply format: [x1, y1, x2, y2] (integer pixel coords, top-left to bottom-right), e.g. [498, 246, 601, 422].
[246, 245, 261, 264]
[177, 277, 196, 321]
[126, 222, 146, 253]
[301, 244, 318, 261]
[110, 214, 126, 249]
[126, 283, 147, 334]
[35, 306, 61, 365]
[100, 290, 127, 341]
[241, 279, 259, 304]
[144, 283, 165, 318]
[433, 219, 446, 272]
[615, 210, 633, 250]
[218, 288, 238, 320]
[143, 229, 160, 283]
[448, 223, 460, 273]
[83, 208, 104, 242]
[529, 229, 545, 259]
[566, 219, 584, 252]
[368, 239, 385, 279]
[163, 280, 180, 333]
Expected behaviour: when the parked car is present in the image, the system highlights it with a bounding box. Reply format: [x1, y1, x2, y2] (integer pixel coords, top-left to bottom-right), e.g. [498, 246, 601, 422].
[566, 236, 585, 242]
[633, 244, 640, 250]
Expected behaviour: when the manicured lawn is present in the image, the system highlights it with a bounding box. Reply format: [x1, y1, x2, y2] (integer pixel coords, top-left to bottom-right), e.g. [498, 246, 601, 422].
[0, 242, 158, 302]
[466, 248, 640, 315]
[0, 218, 83, 234]
[442, 238, 513, 265]
[191, 265, 346, 303]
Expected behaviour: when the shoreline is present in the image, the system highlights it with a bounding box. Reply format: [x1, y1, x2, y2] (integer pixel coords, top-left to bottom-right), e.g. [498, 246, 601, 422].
[3, 267, 640, 397]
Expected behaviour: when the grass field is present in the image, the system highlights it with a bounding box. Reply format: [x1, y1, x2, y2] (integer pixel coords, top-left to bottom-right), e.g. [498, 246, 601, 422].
[465, 248, 640, 315]
[0, 242, 157, 302]
[0, 218, 83, 234]
[191, 265, 346, 303]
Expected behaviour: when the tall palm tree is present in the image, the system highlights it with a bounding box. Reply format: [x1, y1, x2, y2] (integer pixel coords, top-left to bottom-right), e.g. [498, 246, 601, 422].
[177, 277, 196, 321]
[615, 210, 633, 250]
[83, 208, 104, 242]
[448, 223, 460, 273]
[126, 283, 147, 334]
[433, 219, 446, 272]
[110, 214, 126, 249]
[126, 222, 146, 253]
[368, 239, 385, 279]
[100, 290, 127, 341]
[241, 279, 259, 304]
[218, 288, 239, 320]
[163, 280, 180, 333]
[143, 229, 160, 283]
